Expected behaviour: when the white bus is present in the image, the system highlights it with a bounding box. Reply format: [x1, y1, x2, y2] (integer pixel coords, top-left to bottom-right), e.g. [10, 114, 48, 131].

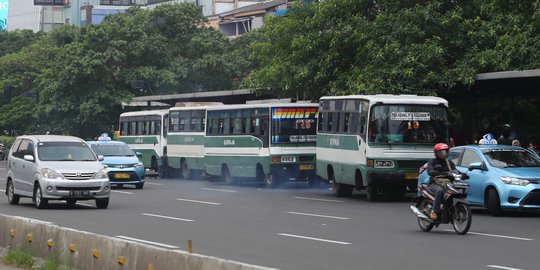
[119, 110, 169, 177]
[204, 103, 319, 187]
[167, 103, 222, 179]
[316, 95, 449, 200]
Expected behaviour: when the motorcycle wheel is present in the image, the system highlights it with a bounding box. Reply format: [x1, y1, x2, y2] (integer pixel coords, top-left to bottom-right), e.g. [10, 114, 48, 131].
[452, 203, 472, 235]
[417, 198, 435, 232]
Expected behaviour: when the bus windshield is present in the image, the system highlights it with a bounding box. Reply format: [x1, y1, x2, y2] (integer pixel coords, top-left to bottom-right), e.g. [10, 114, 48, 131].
[271, 107, 317, 144]
[368, 104, 448, 144]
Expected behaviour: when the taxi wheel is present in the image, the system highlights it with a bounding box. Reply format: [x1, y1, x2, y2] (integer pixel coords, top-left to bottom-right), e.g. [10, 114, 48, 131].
[487, 188, 502, 216]
[135, 183, 144, 189]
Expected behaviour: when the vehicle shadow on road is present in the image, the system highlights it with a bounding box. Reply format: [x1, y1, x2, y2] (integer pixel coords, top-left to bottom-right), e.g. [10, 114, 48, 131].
[471, 208, 540, 218]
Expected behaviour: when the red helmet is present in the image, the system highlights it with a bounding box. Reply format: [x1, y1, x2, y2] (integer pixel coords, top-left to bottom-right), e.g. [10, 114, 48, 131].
[433, 143, 449, 157]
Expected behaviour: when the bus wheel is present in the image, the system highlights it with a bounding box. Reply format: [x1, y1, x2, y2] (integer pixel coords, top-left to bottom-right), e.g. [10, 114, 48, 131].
[151, 157, 159, 172]
[181, 160, 190, 180]
[329, 171, 352, 197]
[221, 165, 234, 184]
[366, 185, 378, 201]
[256, 164, 265, 182]
[266, 173, 280, 188]
[308, 176, 322, 189]
[159, 165, 170, 179]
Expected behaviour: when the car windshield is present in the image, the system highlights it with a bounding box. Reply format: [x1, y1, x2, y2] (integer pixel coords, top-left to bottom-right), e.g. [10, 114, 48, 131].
[369, 104, 448, 144]
[38, 142, 96, 161]
[483, 149, 540, 168]
[90, 144, 134, 157]
[271, 107, 317, 144]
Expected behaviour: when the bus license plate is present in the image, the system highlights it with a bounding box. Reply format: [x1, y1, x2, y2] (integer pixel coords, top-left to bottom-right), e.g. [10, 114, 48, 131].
[281, 156, 296, 162]
[69, 190, 90, 196]
[405, 173, 419, 180]
[115, 173, 130, 179]
[299, 164, 314, 170]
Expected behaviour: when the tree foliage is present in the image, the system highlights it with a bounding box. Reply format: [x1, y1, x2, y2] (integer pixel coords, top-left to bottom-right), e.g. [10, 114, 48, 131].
[244, 0, 540, 99]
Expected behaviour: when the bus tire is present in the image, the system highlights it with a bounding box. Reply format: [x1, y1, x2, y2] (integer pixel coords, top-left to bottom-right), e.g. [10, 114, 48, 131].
[181, 159, 191, 180]
[366, 184, 378, 201]
[221, 165, 234, 184]
[256, 164, 265, 182]
[265, 173, 280, 188]
[159, 165, 170, 178]
[151, 157, 159, 172]
[329, 169, 352, 197]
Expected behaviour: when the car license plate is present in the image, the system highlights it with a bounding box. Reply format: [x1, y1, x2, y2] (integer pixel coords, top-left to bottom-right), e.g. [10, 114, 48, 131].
[405, 172, 419, 180]
[69, 190, 90, 196]
[299, 164, 314, 170]
[115, 173, 130, 179]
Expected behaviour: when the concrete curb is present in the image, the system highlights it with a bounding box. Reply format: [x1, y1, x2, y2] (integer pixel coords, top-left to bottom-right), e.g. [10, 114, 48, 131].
[0, 214, 277, 270]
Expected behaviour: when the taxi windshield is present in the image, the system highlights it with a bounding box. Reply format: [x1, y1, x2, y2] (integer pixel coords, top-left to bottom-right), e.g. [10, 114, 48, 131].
[483, 149, 540, 168]
[90, 144, 134, 157]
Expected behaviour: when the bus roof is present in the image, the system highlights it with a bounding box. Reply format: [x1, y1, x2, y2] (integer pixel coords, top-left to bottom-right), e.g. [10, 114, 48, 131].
[169, 104, 224, 112]
[206, 102, 318, 111]
[120, 109, 169, 117]
[320, 94, 448, 106]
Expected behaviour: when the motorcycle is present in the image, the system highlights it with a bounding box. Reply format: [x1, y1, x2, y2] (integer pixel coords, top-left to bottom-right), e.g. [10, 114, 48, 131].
[410, 170, 472, 235]
[0, 143, 5, 161]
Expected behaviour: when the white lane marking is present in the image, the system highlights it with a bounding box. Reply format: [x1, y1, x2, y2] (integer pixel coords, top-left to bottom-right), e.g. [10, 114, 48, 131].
[144, 182, 162, 186]
[0, 168, 6, 171]
[0, 189, 4, 192]
[76, 203, 94, 207]
[487, 265, 524, 270]
[115, 236, 179, 249]
[293, 196, 344, 203]
[200, 187, 237, 193]
[142, 213, 194, 222]
[441, 229, 533, 241]
[175, 198, 221, 205]
[111, 190, 133, 195]
[278, 233, 351, 245]
[287, 211, 350, 220]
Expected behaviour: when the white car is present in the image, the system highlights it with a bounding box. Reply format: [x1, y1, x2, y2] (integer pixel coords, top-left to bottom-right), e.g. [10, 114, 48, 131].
[5, 135, 110, 209]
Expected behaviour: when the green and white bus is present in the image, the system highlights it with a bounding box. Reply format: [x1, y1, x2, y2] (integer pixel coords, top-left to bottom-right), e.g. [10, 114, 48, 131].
[316, 95, 449, 200]
[204, 103, 319, 187]
[167, 103, 222, 179]
[119, 109, 169, 177]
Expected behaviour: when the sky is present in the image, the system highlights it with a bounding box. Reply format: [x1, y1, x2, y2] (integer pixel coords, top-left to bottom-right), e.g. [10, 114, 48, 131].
[0, 0, 8, 30]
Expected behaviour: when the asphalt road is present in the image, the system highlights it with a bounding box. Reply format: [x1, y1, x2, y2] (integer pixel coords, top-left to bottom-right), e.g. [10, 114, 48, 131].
[0, 160, 539, 270]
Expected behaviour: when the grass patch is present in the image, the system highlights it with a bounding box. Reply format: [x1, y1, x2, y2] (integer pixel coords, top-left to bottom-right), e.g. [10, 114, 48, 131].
[2, 248, 34, 269]
[2, 248, 67, 270]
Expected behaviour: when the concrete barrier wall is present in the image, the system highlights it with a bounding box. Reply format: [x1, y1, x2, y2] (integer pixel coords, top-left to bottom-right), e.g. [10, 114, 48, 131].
[0, 214, 277, 270]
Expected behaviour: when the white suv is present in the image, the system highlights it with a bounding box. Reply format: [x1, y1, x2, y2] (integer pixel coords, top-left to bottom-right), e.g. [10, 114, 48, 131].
[5, 135, 111, 209]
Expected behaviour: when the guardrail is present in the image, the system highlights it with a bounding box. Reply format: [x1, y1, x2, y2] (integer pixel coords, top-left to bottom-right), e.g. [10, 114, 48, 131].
[0, 214, 276, 270]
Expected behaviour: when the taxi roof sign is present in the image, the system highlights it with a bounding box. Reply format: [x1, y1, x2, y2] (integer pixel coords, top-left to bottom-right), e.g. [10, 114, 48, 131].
[98, 133, 112, 141]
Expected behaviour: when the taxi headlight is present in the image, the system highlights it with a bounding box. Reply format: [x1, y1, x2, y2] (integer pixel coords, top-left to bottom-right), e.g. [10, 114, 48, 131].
[500, 176, 530, 186]
[134, 163, 144, 169]
[92, 169, 109, 179]
[41, 168, 65, 180]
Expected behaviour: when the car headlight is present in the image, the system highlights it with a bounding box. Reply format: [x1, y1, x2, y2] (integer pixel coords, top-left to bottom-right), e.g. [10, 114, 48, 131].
[92, 169, 109, 179]
[500, 176, 530, 186]
[41, 168, 65, 180]
[134, 162, 144, 169]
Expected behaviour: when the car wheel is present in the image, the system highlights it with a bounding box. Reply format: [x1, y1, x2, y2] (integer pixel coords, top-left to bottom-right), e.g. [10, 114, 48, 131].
[135, 183, 144, 189]
[487, 188, 502, 216]
[66, 199, 77, 205]
[34, 185, 48, 209]
[6, 180, 20, 205]
[96, 198, 109, 209]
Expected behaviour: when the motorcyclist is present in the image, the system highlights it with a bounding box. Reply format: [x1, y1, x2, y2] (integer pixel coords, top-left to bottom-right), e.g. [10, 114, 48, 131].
[426, 143, 456, 220]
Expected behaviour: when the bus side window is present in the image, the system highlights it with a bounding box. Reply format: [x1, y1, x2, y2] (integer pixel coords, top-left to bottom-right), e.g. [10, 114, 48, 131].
[343, 113, 350, 133]
[260, 116, 269, 147]
[163, 115, 168, 137]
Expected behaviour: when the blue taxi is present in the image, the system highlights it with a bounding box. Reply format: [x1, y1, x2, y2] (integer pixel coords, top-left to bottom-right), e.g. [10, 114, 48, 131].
[88, 134, 145, 189]
[419, 145, 540, 215]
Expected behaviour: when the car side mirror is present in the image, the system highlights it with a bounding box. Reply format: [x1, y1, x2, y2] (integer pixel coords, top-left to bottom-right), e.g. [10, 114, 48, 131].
[468, 162, 484, 171]
[23, 155, 34, 162]
[136, 152, 143, 158]
[97, 155, 104, 161]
